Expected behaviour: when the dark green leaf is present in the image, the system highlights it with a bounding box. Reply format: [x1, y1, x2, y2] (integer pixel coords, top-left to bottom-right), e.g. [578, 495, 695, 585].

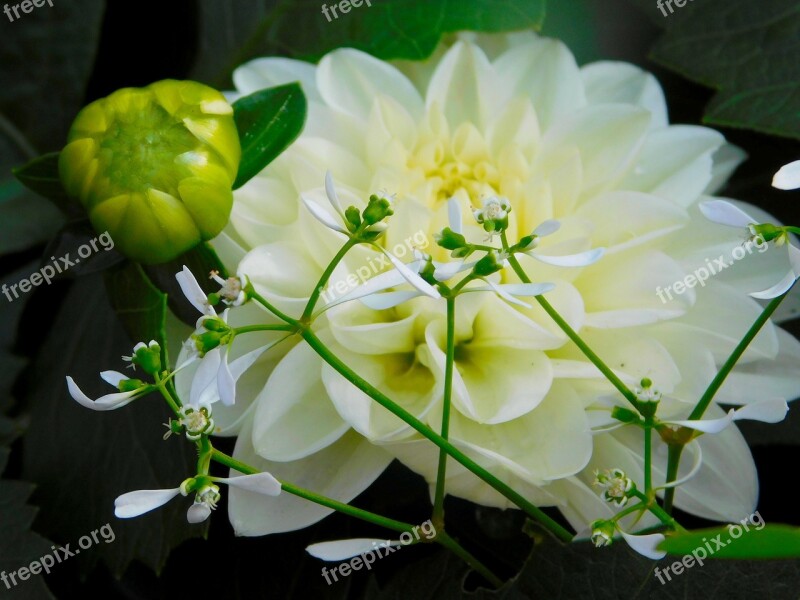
[660, 524, 800, 559]
[21, 276, 207, 577]
[0, 124, 64, 256]
[192, 0, 546, 86]
[628, 0, 800, 140]
[0, 448, 55, 600]
[142, 242, 229, 327]
[232, 83, 307, 189]
[0, 262, 41, 413]
[12, 152, 84, 218]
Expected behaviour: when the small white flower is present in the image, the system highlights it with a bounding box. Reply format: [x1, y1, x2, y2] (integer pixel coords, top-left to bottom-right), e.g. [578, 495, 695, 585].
[177, 404, 215, 440]
[472, 196, 512, 233]
[210, 269, 248, 306]
[772, 160, 800, 190]
[634, 378, 662, 403]
[593, 468, 634, 507]
[66, 371, 148, 411]
[114, 472, 282, 522]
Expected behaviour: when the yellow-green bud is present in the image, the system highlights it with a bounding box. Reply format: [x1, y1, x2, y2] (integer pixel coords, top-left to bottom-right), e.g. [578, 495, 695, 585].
[59, 80, 241, 264]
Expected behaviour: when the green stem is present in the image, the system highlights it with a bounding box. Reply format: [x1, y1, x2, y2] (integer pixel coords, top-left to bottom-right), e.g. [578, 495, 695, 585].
[300, 328, 573, 542]
[211, 449, 412, 534]
[249, 290, 299, 326]
[662, 444, 683, 515]
[432, 297, 456, 525]
[631, 490, 683, 531]
[499, 232, 640, 411]
[301, 238, 358, 322]
[688, 290, 790, 420]
[212, 448, 503, 586]
[643, 421, 653, 494]
[234, 324, 297, 335]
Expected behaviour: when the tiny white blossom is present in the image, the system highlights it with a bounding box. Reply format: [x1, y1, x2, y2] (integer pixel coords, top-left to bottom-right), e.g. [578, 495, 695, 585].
[593, 468, 634, 507]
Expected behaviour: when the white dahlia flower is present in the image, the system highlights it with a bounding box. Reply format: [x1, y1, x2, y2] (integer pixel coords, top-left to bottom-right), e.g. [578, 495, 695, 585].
[177, 32, 800, 535]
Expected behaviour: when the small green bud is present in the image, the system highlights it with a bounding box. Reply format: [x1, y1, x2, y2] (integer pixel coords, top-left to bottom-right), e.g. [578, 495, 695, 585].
[750, 223, 785, 244]
[345, 206, 362, 231]
[434, 227, 467, 251]
[123, 341, 162, 375]
[362, 195, 393, 225]
[118, 378, 145, 393]
[59, 80, 241, 264]
[473, 250, 504, 277]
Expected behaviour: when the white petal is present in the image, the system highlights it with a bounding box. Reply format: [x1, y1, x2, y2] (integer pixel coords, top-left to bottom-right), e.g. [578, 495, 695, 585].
[732, 398, 789, 424]
[66, 376, 139, 411]
[252, 342, 348, 461]
[176, 266, 215, 316]
[658, 441, 702, 489]
[529, 248, 605, 267]
[699, 200, 755, 229]
[581, 61, 667, 129]
[306, 539, 402, 561]
[665, 410, 736, 434]
[114, 487, 182, 518]
[447, 197, 463, 235]
[301, 195, 348, 233]
[382, 251, 440, 298]
[433, 259, 474, 282]
[189, 348, 222, 407]
[324, 170, 346, 218]
[750, 270, 797, 300]
[773, 160, 800, 190]
[187, 502, 212, 524]
[533, 219, 561, 237]
[359, 290, 424, 310]
[217, 472, 282, 496]
[217, 348, 236, 407]
[229, 422, 392, 536]
[99, 370, 129, 387]
[620, 531, 666, 560]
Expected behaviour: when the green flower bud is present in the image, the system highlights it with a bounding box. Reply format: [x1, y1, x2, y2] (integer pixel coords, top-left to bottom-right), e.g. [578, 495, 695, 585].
[473, 250, 504, 277]
[750, 223, 785, 244]
[362, 194, 393, 225]
[434, 227, 467, 251]
[59, 80, 241, 264]
[345, 205, 362, 231]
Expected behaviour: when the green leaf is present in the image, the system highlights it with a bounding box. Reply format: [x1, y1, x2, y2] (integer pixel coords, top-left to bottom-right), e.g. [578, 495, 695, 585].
[105, 262, 168, 354]
[141, 242, 229, 327]
[0, 262, 41, 413]
[660, 524, 800, 559]
[21, 275, 207, 577]
[0, 135, 64, 256]
[192, 0, 546, 86]
[628, 0, 800, 140]
[12, 152, 84, 217]
[0, 448, 55, 600]
[232, 83, 307, 189]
